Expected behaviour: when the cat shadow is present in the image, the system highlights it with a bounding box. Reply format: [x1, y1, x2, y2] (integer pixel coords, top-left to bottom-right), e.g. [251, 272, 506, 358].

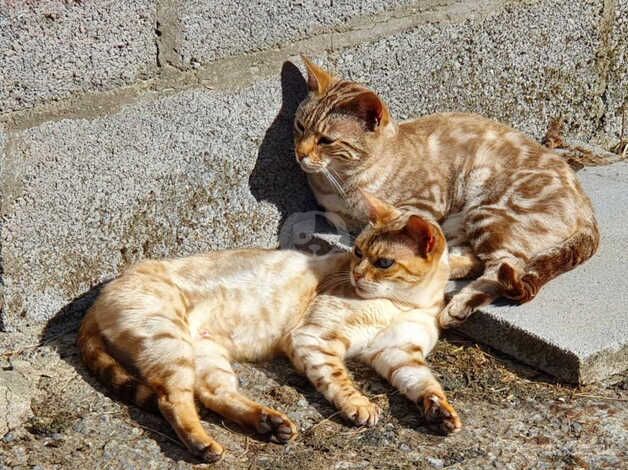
[257, 359, 446, 436]
[248, 60, 319, 232]
[255, 359, 348, 426]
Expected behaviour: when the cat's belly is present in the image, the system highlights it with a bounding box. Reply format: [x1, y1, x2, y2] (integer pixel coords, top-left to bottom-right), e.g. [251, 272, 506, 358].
[186, 285, 316, 362]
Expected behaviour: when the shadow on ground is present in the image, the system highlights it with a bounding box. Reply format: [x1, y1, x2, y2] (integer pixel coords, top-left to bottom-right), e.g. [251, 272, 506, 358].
[39, 284, 199, 464]
[249, 60, 318, 233]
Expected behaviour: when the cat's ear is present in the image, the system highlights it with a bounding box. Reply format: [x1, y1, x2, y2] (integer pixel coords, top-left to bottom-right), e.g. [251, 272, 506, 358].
[404, 216, 437, 258]
[338, 91, 390, 132]
[359, 189, 401, 225]
[301, 55, 335, 95]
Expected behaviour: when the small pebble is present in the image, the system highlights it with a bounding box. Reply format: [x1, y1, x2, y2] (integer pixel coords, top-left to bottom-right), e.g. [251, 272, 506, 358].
[427, 457, 444, 468]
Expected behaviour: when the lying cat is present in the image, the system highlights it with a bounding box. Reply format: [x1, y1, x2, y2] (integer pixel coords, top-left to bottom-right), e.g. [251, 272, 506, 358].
[78, 192, 459, 463]
[295, 56, 600, 328]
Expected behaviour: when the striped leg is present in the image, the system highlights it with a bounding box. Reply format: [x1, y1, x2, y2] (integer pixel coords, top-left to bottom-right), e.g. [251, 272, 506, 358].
[438, 262, 506, 328]
[193, 339, 297, 443]
[141, 340, 224, 462]
[361, 321, 461, 433]
[285, 324, 381, 427]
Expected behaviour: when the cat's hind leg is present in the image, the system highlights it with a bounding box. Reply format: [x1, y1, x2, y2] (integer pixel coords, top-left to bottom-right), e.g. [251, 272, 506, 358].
[140, 335, 224, 462]
[284, 324, 381, 427]
[193, 339, 297, 443]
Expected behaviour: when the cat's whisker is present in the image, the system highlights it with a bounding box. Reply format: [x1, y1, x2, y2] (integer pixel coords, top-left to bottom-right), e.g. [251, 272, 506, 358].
[322, 167, 347, 199]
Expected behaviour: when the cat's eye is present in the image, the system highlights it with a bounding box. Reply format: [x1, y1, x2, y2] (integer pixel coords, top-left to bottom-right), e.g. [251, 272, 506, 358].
[353, 246, 363, 258]
[318, 135, 335, 145]
[295, 121, 305, 133]
[374, 258, 394, 269]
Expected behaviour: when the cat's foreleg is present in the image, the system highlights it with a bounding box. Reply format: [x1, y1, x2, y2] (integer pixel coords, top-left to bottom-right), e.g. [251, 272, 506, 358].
[193, 339, 297, 443]
[361, 320, 461, 433]
[438, 265, 502, 328]
[285, 324, 381, 427]
[448, 245, 484, 280]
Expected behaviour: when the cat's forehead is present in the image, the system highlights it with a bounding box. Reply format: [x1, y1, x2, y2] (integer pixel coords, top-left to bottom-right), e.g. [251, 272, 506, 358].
[358, 228, 417, 258]
[297, 80, 369, 120]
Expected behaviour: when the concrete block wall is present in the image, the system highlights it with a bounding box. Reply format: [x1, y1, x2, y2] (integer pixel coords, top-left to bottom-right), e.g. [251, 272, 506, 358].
[0, 0, 625, 335]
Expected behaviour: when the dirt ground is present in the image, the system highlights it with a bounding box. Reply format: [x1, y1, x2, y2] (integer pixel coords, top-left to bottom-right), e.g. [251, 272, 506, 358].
[1, 322, 626, 470]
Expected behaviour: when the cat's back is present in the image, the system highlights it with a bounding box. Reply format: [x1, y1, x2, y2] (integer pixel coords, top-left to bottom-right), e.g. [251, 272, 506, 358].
[399, 112, 578, 174]
[84, 249, 318, 327]
[401, 112, 536, 144]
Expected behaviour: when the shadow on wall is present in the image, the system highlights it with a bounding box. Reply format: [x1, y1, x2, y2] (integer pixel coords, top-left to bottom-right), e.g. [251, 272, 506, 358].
[249, 61, 319, 230]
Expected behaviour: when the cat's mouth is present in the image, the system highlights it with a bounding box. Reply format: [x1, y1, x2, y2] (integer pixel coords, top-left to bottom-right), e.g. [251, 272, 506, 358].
[352, 278, 377, 299]
[297, 156, 327, 173]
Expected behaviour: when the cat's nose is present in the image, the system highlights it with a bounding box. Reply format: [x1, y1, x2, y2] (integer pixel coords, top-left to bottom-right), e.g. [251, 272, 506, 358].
[353, 271, 363, 282]
[296, 151, 306, 161]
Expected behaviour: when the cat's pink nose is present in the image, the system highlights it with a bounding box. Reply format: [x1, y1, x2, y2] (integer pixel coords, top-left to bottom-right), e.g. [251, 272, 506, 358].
[353, 271, 363, 282]
[296, 151, 306, 161]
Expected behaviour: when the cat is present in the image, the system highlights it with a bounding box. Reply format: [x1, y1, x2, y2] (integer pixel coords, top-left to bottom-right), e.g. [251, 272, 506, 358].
[78, 192, 459, 463]
[294, 56, 600, 328]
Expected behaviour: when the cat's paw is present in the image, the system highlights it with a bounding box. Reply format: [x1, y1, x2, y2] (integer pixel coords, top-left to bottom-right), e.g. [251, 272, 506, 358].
[437, 301, 467, 329]
[255, 408, 298, 443]
[199, 442, 225, 463]
[421, 392, 461, 434]
[341, 395, 382, 427]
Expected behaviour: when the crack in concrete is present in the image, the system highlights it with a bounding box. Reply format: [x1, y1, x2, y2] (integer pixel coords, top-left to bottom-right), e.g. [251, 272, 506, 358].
[0, 0, 509, 132]
[594, 0, 618, 130]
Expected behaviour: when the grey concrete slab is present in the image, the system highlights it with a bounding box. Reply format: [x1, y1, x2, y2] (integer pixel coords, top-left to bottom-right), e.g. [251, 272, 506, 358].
[460, 163, 628, 384]
[179, 0, 418, 66]
[603, 0, 627, 142]
[0, 74, 316, 333]
[314, 0, 623, 147]
[0, 0, 156, 113]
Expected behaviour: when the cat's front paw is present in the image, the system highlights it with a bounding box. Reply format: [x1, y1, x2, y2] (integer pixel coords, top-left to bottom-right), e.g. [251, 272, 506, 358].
[421, 392, 461, 434]
[340, 395, 382, 427]
[438, 301, 467, 329]
[255, 408, 298, 443]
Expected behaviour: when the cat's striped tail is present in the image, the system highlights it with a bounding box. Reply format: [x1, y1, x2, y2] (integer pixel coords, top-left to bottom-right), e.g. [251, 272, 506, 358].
[498, 218, 600, 302]
[77, 316, 158, 411]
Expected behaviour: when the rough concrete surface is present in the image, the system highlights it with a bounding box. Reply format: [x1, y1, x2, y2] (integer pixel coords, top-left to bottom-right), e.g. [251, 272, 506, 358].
[460, 163, 628, 384]
[319, 0, 624, 147]
[0, 70, 315, 333]
[179, 0, 419, 66]
[0, 0, 156, 113]
[603, 0, 627, 141]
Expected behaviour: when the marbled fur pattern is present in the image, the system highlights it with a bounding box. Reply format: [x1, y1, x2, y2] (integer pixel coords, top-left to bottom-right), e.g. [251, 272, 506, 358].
[78, 195, 459, 463]
[294, 56, 600, 327]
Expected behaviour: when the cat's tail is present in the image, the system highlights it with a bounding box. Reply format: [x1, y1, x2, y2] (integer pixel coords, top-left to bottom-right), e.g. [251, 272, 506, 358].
[497, 217, 600, 303]
[77, 315, 158, 411]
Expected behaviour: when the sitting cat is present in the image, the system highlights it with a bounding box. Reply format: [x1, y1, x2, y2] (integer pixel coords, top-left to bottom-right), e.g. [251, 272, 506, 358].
[78, 192, 459, 463]
[294, 56, 600, 328]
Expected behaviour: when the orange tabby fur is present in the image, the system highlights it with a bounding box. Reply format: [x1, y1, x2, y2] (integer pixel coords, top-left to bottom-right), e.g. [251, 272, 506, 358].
[78, 194, 458, 463]
[295, 56, 599, 327]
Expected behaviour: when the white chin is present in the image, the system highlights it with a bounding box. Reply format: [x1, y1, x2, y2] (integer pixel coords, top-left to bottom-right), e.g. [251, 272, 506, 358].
[354, 286, 374, 299]
[300, 164, 325, 174]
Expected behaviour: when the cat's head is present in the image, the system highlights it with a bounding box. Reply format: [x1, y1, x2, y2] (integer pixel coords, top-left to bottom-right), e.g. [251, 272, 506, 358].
[350, 191, 449, 308]
[294, 56, 395, 174]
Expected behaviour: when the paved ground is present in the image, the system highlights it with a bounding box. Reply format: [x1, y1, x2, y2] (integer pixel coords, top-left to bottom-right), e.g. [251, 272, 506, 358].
[0, 324, 626, 469]
[460, 162, 628, 384]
